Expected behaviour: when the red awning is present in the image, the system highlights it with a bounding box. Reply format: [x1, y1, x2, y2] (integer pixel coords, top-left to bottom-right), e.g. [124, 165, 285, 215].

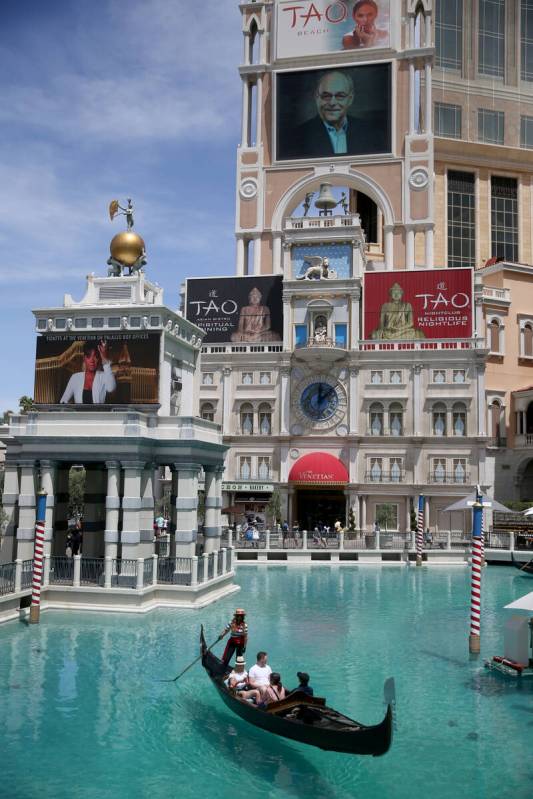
[288, 453, 349, 485]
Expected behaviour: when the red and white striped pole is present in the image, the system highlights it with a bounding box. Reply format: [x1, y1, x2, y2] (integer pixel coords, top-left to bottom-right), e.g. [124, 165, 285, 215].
[29, 490, 47, 625]
[469, 493, 483, 655]
[416, 495, 424, 567]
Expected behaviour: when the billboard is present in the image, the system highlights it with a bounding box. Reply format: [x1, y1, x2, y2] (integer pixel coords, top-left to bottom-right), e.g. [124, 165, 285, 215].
[34, 332, 160, 405]
[292, 243, 352, 279]
[276, 0, 391, 59]
[276, 64, 391, 161]
[363, 269, 473, 341]
[185, 276, 283, 344]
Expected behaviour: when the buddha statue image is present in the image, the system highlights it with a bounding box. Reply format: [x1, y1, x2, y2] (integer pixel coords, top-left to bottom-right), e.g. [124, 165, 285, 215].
[370, 282, 425, 341]
[231, 287, 281, 343]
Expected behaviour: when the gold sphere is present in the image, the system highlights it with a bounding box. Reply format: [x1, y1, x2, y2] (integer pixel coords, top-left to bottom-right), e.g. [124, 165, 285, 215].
[110, 231, 145, 267]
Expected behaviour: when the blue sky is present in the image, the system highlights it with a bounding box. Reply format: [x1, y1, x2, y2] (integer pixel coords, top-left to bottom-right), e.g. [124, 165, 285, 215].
[0, 0, 243, 412]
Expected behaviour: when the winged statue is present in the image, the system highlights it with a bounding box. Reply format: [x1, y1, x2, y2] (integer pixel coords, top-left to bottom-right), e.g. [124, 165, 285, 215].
[109, 198, 134, 230]
[296, 255, 337, 280]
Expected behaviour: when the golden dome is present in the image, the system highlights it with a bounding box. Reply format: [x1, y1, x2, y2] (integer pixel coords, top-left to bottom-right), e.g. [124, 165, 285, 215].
[110, 231, 145, 267]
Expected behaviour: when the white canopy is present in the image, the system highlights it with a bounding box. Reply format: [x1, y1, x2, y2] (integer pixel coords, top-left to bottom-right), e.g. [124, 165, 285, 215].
[504, 591, 533, 615]
[522, 507, 533, 517]
[443, 492, 512, 513]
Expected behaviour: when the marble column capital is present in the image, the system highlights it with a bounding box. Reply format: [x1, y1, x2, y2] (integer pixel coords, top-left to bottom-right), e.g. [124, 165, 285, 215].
[39, 459, 57, 470]
[121, 460, 146, 470]
[106, 460, 121, 470]
[172, 462, 203, 474]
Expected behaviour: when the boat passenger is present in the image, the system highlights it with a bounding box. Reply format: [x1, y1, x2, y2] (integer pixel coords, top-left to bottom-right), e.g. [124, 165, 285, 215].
[289, 671, 314, 697]
[264, 672, 286, 705]
[220, 608, 248, 667]
[226, 656, 261, 703]
[248, 651, 272, 698]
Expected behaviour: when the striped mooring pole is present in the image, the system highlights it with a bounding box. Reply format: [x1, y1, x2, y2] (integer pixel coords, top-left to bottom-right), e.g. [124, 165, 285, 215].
[29, 490, 47, 625]
[469, 491, 484, 655]
[416, 495, 425, 567]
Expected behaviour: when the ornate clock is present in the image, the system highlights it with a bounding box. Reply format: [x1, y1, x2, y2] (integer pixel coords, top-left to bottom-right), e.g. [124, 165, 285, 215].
[293, 373, 347, 430]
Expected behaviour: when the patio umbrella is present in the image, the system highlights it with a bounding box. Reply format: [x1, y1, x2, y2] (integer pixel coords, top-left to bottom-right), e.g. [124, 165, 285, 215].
[522, 507, 533, 516]
[443, 492, 513, 513]
[221, 506, 243, 515]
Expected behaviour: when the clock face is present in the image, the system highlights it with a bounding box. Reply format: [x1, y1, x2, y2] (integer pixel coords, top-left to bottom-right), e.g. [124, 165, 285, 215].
[293, 373, 347, 431]
[300, 381, 339, 421]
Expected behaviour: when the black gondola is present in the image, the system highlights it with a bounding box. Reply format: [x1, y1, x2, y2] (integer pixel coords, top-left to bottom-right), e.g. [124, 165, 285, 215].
[200, 627, 394, 757]
[511, 552, 533, 575]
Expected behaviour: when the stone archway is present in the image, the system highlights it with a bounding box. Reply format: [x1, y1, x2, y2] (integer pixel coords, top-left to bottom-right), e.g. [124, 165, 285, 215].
[518, 458, 533, 502]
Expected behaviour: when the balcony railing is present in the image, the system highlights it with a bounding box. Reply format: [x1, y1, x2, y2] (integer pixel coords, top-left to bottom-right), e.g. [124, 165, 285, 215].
[427, 472, 470, 484]
[296, 337, 341, 349]
[482, 287, 511, 303]
[364, 471, 405, 483]
[286, 214, 360, 231]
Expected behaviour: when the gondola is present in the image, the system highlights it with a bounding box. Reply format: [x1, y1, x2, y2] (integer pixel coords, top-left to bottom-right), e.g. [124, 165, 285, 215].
[511, 551, 533, 575]
[200, 627, 394, 757]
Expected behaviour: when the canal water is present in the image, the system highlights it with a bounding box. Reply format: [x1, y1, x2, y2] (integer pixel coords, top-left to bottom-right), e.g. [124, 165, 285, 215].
[0, 566, 532, 799]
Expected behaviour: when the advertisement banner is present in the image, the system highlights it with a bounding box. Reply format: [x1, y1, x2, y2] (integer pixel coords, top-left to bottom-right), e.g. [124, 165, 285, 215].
[34, 332, 160, 405]
[185, 276, 283, 344]
[276, 63, 391, 161]
[363, 269, 473, 341]
[276, 0, 391, 59]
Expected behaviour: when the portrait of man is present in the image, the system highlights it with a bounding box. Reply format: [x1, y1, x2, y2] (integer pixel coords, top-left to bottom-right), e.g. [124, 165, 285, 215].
[276, 64, 391, 161]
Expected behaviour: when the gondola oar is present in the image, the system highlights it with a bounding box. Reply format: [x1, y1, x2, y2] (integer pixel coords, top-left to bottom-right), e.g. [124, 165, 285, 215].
[158, 632, 224, 683]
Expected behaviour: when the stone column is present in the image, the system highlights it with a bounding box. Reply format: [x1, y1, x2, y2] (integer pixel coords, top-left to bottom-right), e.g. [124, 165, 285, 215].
[280, 366, 291, 435]
[349, 288, 360, 348]
[16, 460, 37, 560]
[173, 463, 201, 558]
[406, 498, 412, 534]
[282, 294, 291, 349]
[476, 364, 486, 436]
[104, 461, 121, 560]
[222, 367, 232, 435]
[1, 460, 19, 562]
[360, 495, 367, 533]
[204, 466, 222, 554]
[253, 235, 262, 275]
[384, 226, 394, 271]
[406, 227, 415, 270]
[424, 496, 430, 531]
[272, 234, 282, 275]
[139, 465, 155, 558]
[413, 363, 422, 435]
[349, 368, 359, 434]
[424, 63, 432, 133]
[120, 461, 144, 560]
[425, 227, 434, 269]
[39, 460, 56, 556]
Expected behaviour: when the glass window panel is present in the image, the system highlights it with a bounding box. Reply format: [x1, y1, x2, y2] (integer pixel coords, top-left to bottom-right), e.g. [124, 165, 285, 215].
[433, 370, 446, 383]
[433, 412, 446, 436]
[334, 324, 347, 348]
[202, 373, 214, 385]
[453, 412, 466, 436]
[258, 457, 270, 479]
[453, 459, 467, 483]
[478, 109, 504, 144]
[259, 372, 271, 384]
[55, 318, 66, 329]
[434, 459, 446, 483]
[453, 369, 466, 383]
[478, 0, 505, 78]
[521, 0, 533, 81]
[434, 102, 462, 138]
[491, 177, 518, 262]
[242, 372, 253, 384]
[447, 171, 475, 269]
[390, 459, 402, 483]
[371, 371, 383, 384]
[259, 413, 271, 435]
[37, 319, 46, 330]
[435, 0, 463, 70]
[240, 458, 251, 479]
[91, 317, 104, 328]
[370, 459, 382, 481]
[295, 325, 307, 348]
[371, 412, 383, 435]
[390, 370, 402, 384]
[521, 115, 533, 148]
[390, 413, 403, 436]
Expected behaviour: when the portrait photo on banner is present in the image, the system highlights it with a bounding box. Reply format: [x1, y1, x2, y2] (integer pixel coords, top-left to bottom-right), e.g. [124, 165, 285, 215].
[275, 0, 391, 59]
[276, 63, 391, 161]
[34, 332, 161, 406]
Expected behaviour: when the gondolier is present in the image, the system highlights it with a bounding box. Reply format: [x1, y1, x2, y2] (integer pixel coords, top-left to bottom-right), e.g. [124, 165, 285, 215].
[220, 608, 248, 667]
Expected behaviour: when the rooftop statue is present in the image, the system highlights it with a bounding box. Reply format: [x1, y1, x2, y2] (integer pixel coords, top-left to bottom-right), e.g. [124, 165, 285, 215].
[107, 198, 147, 276]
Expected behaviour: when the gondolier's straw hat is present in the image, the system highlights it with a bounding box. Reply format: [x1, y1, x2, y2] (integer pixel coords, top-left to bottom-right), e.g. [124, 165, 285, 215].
[235, 608, 246, 616]
[235, 656, 246, 666]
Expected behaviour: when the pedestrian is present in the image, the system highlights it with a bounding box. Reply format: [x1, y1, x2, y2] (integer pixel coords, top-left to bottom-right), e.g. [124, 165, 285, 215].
[252, 524, 260, 549]
[65, 531, 73, 558]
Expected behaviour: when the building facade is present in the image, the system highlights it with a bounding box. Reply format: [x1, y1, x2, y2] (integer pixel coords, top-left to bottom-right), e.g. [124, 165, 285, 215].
[190, 0, 529, 536]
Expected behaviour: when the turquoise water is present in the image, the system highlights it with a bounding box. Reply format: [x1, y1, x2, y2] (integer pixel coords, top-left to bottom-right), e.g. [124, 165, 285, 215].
[1, 566, 532, 799]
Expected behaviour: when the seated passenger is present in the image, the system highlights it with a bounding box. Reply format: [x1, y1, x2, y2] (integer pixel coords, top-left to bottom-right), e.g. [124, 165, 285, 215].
[264, 672, 286, 705]
[226, 656, 260, 703]
[289, 671, 314, 697]
[248, 651, 272, 698]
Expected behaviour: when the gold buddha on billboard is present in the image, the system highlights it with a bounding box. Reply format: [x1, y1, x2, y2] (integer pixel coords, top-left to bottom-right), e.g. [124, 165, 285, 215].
[370, 282, 425, 340]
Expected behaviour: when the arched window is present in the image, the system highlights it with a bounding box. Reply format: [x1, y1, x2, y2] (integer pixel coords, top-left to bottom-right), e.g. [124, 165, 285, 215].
[201, 402, 215, 422]
[489, 319, 501, 354]
[370, 458, 382, 481]
[433, 458, 446, 484]
[369, 403, 384, 436]
[248, 18, 259, 65]
[452, 402, 467, 436]
[389, 403, 403, 436]
[524, 323, 533, 357]
[258, 403, 272, 436]
[240, 403, 254, 435]
[432, 403, 447, 436]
